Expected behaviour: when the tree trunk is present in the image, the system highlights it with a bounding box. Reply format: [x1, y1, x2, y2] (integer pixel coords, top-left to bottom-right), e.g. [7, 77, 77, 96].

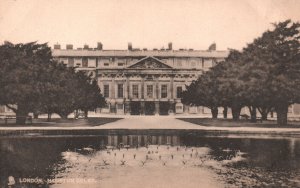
[275, 105, 288, 126]
[258, 107, 269, 121]
[74, 110, 79, 119]
[248, 106, 257, 123]
[84, 110, 88, 119]
[270, 111, 274, 118]
[223, 106, 228, 119]
[232, 105, 242, 121]
[261, 112, 268, 121]
[16, 110, 28, 125]
[211, 107, 218, 119]
[47, 113, 52, 121]
[33, 112, 39, 119]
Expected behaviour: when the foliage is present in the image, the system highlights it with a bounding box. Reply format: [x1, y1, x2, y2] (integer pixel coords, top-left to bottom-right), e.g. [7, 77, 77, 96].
[182, 20, 300, 125]
[0, 42, 106, 124]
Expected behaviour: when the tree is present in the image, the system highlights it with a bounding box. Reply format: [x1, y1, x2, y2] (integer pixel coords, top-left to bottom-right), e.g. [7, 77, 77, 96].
[0, 42, 106, 124]
[242, 20, 300, 125]
[0, 42, 52, 124]
[73, 71, 106, 118]
[182, 64, 224, 119]
[39, 65, 106, 120]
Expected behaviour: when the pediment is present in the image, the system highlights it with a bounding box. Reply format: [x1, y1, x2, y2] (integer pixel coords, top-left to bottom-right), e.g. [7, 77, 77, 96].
[128, 56, 172, 69]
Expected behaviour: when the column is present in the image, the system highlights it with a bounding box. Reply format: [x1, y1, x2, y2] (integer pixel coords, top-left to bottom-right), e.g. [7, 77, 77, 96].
[155, 101, 160, 115]
[170, 75, 174, 99]
[155, 75, 160, 115]
[124, 75, 130, 114]
[169, 75, 175, 115]
[141, 101, 145, 115]
[141, 75, 145, 115]
[155, 75, 160, 99]
[110, 75, 116, 113]
[141, 75, 145, 99]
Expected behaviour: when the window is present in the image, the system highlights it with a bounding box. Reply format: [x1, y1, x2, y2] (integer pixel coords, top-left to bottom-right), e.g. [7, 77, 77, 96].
[117, 84, 123, 98]
[132, 85, 139, 98]
[82, 57, 88, 67]
[146, 85, 153, 98]
[68, 58, 74, 67]
[118, 63, 124, 66]
[161, 85, 168, 98]
[177, 86, 183, 98]
[104, 63, 109, 66]
[104, 85, 109, 98]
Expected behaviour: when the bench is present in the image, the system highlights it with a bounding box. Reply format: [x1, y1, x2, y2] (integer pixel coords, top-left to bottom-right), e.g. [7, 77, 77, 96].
[239, 114, 263, 122]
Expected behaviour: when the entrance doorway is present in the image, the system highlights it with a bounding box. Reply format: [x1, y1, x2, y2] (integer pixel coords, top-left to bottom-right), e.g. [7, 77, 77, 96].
[130, 102, 141, 115]
[145, 102, 155, 115]
[159, 102, 170, 115]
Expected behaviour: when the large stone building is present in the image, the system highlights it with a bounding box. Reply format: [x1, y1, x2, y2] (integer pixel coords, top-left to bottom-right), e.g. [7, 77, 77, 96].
[52, 42, 228, 115]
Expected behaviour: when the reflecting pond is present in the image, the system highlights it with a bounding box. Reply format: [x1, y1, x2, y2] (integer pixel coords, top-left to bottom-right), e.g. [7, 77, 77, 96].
[1, 133, 300, 188]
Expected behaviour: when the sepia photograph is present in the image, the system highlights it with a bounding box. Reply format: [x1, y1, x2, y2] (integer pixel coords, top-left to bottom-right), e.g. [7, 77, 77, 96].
[0, 0, 300, 187]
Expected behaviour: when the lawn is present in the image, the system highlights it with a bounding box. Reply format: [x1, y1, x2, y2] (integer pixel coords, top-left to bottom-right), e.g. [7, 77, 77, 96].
[0, 117, 122, 127]
[178, 118, 300, 128]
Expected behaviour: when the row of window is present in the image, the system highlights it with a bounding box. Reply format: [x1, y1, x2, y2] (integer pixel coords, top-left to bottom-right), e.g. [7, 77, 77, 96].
[103, 84, 183, 99]
[64, 58, 216, 68]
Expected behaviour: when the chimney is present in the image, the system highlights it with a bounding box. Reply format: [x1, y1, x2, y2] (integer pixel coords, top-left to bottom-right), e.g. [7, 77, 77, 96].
[168, 42, 172, 50]
[66, 44, 73, 50]
[97, 42, 103, 50]
[208, 42, 216, 51]
[83, 44, 89, 49]
[54, 44, 61, 49]
[128, 42, 132, 50]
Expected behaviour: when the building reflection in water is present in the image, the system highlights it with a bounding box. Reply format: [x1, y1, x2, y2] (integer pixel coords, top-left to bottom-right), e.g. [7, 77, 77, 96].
[107, 135, 180, 147]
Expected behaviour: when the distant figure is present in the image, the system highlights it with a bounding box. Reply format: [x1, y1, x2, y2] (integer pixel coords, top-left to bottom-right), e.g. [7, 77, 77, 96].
[134, 154, 136, 159]
[103, 160, 109, 166]
[120, 160, 126, 166]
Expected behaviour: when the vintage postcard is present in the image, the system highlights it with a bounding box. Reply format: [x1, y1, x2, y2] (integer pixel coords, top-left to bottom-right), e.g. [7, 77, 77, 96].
[0, 0, 300, 187]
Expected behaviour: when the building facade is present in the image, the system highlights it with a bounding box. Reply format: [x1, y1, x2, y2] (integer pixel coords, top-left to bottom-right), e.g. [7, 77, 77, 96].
[52, 42, 228, 115]
[1, 42, 300, 118]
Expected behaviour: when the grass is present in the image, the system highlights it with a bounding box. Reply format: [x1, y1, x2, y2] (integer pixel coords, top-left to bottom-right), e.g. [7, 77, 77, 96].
[178, 118, 300, 128]
[0, 117, 122, 127]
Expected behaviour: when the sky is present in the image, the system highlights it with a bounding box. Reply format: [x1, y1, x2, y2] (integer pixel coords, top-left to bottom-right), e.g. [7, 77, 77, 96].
[0, 0, 299, 51]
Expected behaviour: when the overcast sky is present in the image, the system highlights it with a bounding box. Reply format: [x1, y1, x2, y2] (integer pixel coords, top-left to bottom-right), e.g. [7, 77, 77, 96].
[0, 0, 299, 50]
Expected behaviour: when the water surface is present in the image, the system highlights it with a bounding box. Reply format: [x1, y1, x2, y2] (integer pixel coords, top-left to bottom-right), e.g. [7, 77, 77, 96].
[0, 133, 300, 187]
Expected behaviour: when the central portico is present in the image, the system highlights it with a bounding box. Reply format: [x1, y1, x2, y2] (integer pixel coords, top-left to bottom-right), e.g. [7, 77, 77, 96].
[98, 56, 199, 115]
